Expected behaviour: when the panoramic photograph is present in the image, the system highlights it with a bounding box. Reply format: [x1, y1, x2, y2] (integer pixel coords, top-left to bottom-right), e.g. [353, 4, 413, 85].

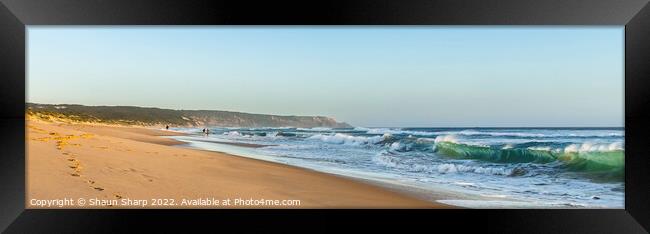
[26, 27, 624, 208]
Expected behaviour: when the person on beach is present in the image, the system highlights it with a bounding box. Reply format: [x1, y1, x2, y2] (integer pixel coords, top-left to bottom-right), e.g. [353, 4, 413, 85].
[202, 128, 206, 134]
[166, 125, 169, 130]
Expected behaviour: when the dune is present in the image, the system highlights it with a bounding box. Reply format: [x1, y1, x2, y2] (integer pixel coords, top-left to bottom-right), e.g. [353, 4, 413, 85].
[26, 119, 451, 208]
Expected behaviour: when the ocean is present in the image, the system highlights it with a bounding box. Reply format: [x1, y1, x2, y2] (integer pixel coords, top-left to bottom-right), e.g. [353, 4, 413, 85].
[169, 127, 625, 208]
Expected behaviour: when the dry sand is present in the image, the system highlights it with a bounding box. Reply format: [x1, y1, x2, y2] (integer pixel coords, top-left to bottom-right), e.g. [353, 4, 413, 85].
[26, 120, 451, 208]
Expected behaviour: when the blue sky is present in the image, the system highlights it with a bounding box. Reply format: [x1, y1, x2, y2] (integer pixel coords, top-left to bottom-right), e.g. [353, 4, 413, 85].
[27, 27, 624, 127]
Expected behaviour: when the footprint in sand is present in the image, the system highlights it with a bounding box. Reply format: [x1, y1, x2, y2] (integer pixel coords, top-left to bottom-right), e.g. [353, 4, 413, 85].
[68, 159, 82, 172]
[72, 167, 83, 173]
[84, 178, 103, 191]
[114, 193, 123, 199]
[65, 158, 86, 181]
[84, 179, 105, 192]
[66, 159, 104, 193]
[141, 174, 155, 182]
[58, 147, 108, 194]
[92, 186, 105, 191]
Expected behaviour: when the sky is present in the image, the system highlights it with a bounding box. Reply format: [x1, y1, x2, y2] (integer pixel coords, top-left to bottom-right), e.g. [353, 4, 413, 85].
[27, 27, 624, 127]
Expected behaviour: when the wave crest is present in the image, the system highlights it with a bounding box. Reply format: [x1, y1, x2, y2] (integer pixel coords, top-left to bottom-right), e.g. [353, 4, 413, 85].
[308, 133, 391, 146]
[354, 127, 436, 136]
[433, 141, 624, 179]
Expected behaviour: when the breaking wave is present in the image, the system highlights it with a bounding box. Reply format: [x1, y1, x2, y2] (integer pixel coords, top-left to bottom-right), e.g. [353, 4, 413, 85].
[353, 127, 437, 136]
[308, 133, 391, 146]
[373, 151, 527, 176]
[432, 137, 624, 180]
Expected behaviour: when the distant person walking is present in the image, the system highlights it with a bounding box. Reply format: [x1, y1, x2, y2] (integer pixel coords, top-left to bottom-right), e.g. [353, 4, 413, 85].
[166, 125, 169, 130]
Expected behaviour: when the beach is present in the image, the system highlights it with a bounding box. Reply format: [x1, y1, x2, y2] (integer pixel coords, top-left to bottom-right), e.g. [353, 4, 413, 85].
[26, 119, 448, 208]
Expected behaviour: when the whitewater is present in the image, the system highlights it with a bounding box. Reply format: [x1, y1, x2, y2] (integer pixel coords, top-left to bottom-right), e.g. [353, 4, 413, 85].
[169, 127, 624, 208]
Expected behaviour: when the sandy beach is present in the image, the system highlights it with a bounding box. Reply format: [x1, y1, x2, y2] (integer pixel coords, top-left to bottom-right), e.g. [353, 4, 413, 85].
[26, 119, 450, 208]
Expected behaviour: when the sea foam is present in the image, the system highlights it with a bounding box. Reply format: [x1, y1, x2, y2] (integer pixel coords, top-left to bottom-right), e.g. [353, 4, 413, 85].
[563, 142, 624, 153]
[372, 151, 520, 176]
[308, 133, 390, 146]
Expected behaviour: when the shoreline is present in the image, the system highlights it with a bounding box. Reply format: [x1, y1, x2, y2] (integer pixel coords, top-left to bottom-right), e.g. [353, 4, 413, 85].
[170, 134, 477, 205]
[187, 138, 274, 148]
[27, 120, 454, 208]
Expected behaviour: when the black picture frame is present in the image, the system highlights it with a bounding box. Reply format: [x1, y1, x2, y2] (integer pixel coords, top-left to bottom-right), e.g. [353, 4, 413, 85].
[1, 0, 648, 233]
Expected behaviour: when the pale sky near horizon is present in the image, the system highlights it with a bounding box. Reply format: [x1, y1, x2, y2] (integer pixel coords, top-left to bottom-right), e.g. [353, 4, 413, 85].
[27, 27, 624, 127]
